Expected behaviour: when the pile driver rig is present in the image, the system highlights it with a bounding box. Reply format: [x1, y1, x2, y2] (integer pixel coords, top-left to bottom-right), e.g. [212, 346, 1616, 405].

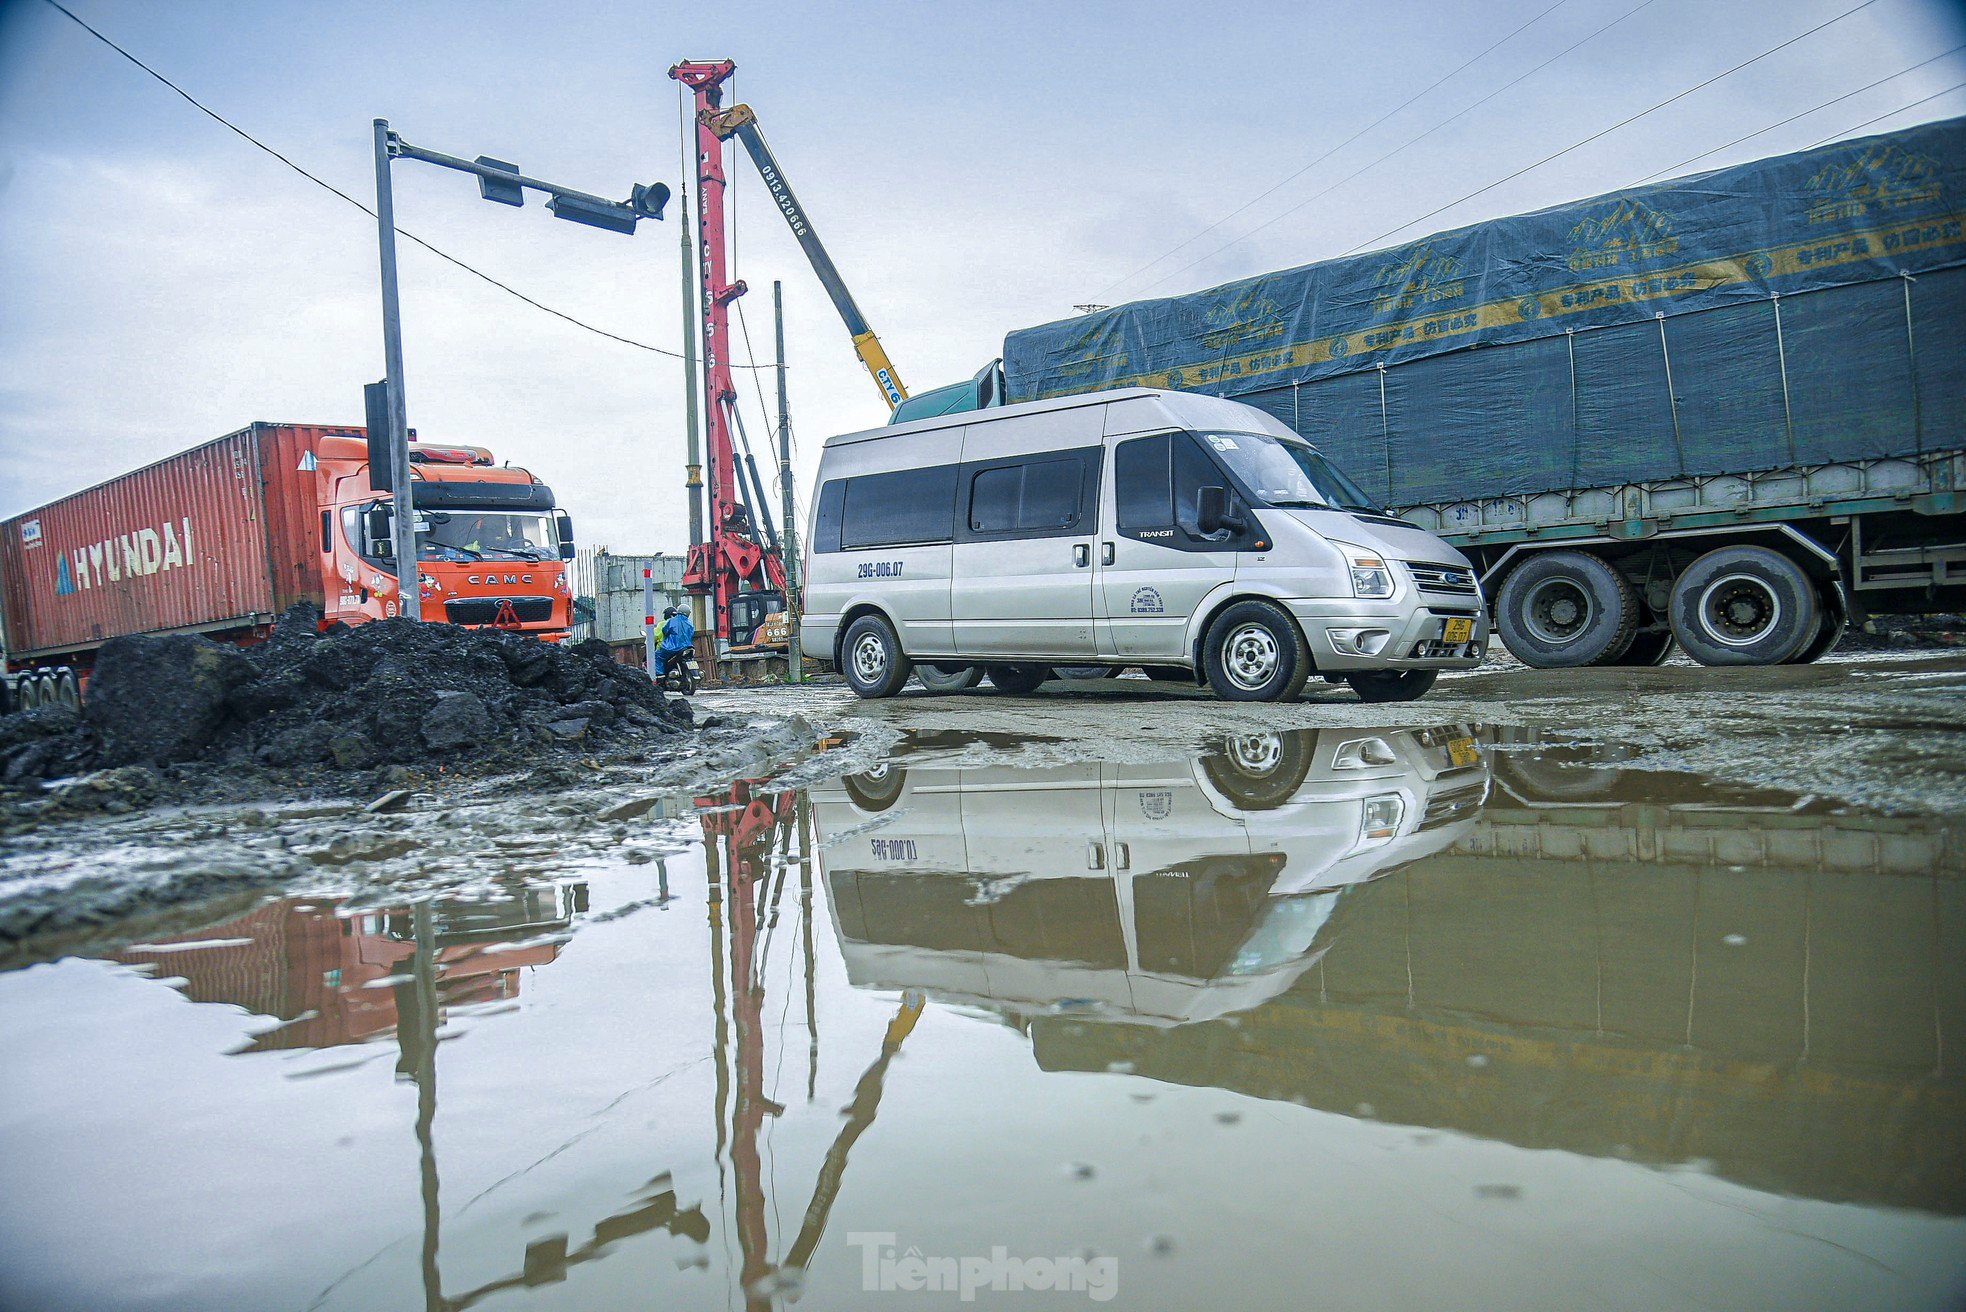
[668, 58, 911, 648]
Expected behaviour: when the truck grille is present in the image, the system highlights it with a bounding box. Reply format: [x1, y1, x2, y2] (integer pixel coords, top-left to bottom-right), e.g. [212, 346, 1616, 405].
[1407, 561, 1478, 595]
[445, 596, 553, 625]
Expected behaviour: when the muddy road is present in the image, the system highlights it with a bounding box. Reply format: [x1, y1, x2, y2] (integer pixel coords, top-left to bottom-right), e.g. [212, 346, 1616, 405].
[0, 648, 1962, 1310]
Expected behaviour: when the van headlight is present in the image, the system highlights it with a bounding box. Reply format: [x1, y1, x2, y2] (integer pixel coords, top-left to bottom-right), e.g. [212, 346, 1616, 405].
[1332, 736, 1398, 770]
[1336, 543, 1395, 599]
[1358, 793, 1406, 845]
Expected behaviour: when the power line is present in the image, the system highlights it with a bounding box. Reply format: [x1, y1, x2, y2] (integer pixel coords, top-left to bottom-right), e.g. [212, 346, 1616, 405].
[1091, 0, 1576, 300]
[1631, 45, 1966, 183]
[1131, 0, 1661, 297]
[37, 0, 777, 365]
[1804, 77, 1966, 146]
[1340, 0, 1884, 256]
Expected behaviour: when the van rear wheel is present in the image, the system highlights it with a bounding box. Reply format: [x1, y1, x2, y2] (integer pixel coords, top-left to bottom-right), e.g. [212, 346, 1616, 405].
[1202, 601, 1311, 702]
[840, 615, 912, 698]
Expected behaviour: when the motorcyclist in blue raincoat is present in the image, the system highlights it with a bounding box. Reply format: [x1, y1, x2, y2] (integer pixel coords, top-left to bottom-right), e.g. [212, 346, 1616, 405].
[655, 605, 695, 676]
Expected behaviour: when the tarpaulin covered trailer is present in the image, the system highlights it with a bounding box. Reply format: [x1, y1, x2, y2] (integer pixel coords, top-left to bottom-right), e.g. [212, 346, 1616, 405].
[1000, 118, 1966, 665]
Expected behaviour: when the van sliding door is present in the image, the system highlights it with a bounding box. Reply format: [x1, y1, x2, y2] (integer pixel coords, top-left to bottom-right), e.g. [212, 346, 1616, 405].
[952, 414, 1102, 659]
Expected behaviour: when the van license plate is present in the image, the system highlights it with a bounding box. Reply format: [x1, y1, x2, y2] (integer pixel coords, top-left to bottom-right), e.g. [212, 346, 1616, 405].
[1442, 618, 1474, 644]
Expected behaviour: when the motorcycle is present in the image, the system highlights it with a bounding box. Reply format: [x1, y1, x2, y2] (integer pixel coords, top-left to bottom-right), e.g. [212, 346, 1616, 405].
[655, 649, 698, 696]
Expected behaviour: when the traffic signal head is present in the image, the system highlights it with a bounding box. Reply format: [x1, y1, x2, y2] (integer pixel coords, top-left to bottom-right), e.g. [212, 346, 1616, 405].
[631, 182, 670, 221]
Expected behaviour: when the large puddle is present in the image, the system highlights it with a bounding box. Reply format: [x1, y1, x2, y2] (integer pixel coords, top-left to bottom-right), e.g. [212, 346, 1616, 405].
[2, 727, 1962, 1310]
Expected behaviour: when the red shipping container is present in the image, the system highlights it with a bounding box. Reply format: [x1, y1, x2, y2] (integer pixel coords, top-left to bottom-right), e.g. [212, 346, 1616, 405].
[1, 423, 351, 662]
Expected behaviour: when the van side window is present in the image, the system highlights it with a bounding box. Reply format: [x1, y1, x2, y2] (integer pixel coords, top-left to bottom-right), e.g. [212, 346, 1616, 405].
[1115, 435, 1172, 530]
[813, 480, 846, 553]
[1116, 434, 1232, 538]
[839, 465, 958, 548]
[967, 456, 1084, 534]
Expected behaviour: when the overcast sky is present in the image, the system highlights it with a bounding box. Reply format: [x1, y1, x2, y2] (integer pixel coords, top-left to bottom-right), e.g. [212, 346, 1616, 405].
[2, 0, 1963, 554]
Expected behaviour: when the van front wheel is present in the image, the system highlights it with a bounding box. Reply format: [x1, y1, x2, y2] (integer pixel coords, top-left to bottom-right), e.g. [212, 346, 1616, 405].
[841, 615, 912, 698]
[1202, 602, 1311, 702]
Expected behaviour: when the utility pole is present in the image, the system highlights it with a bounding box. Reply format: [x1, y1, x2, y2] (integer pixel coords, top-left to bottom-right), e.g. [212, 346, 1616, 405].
[774, 281, 801, 682]
[372, 119, 421, 620]
[679, 177, 706, 633]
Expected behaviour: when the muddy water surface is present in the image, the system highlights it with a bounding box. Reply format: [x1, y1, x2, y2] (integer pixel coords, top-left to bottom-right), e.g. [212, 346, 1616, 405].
[2, 727, 1962, 1311]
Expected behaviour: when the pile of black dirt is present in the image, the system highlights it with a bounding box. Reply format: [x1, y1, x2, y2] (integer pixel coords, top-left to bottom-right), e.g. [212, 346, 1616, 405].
[1, 604, 693, 807]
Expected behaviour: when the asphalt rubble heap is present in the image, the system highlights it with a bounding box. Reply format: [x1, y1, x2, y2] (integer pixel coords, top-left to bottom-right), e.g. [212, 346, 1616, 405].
[0, 604, 695, 820]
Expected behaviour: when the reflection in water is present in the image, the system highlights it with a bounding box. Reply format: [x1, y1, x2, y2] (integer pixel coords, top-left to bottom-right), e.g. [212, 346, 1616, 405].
[814, 726, 1490, 1026]
[114, 884, 584, 1052]
[1, 726, 1962, 1310]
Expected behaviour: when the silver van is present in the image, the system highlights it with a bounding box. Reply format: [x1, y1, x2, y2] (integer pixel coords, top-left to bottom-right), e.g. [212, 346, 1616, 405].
[800, 388, 1487, 702]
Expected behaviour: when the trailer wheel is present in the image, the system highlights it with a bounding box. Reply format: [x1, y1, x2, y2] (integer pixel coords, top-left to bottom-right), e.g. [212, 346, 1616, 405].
[1669, 545, 1819, 666]
[54, 669, 80, 710]
[17, 675, 42, 711]
[983, 663, 1053, 694]
[1607, 629, 1676, 666]
[1494, 551, 1639, 667]
[1346, 670, 1439, 703]
[840, 614, 913, 698]
[1785, 584, 1847, 665]
[916, 665, 983, 694]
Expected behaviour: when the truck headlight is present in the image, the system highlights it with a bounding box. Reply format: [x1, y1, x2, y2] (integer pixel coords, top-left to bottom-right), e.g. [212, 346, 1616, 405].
[1359, 792, 1406, 845]
[1336, 543, 1395, 599]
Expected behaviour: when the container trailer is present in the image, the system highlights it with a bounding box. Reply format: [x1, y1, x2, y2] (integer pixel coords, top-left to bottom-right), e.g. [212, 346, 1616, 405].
[1, 422, 577, 708]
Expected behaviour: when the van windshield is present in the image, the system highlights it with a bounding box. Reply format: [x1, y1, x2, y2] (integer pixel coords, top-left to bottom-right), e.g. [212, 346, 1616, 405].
[1196, 432, 1381, 514]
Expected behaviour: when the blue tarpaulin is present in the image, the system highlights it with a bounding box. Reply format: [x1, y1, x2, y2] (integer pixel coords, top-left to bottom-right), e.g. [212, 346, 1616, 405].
[1002, 118, 1966, 507]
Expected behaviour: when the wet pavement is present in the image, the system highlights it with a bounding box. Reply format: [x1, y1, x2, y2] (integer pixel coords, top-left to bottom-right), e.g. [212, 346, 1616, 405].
[2, 721, 1963, 1310]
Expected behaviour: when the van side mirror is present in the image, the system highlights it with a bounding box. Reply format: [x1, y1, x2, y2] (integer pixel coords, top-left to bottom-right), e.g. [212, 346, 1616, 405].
[1196, 485, 1231, 536]
[555, 511, 575, 561]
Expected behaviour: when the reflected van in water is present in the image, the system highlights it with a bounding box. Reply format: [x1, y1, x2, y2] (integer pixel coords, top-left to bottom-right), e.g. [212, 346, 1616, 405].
[0, 728, 1960, 1312]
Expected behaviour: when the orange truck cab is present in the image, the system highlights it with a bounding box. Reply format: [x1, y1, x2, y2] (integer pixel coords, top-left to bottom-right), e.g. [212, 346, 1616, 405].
[316, 434, 575, 638]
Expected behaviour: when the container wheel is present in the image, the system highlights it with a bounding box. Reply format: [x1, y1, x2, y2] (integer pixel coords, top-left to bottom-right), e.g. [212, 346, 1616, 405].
[1668, 545, 1820, 665]
[1346, 670, 1439, 703]
[54, 669, 81, 710]
[916, 665, 983, 694]
[17, 675, 42, 711]
[1494, 550, 1639, 667]
[1606, 629, 1676, 666]
[1784, 583, 1847, 664]
[983, 664, 1052, 694]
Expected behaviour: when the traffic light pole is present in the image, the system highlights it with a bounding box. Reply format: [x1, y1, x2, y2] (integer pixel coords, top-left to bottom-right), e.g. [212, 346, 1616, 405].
[372, 118, 421, 620]
[368, 117, 667, 622]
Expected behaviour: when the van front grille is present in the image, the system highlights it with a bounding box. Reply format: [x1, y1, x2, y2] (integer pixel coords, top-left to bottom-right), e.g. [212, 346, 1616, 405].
[1407, 561, 1478, 595]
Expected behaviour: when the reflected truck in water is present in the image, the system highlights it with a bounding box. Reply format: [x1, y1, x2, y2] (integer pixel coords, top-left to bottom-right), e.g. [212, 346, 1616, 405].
[112, 882, 585, 1052]
[811, 727, 1489, 1025]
